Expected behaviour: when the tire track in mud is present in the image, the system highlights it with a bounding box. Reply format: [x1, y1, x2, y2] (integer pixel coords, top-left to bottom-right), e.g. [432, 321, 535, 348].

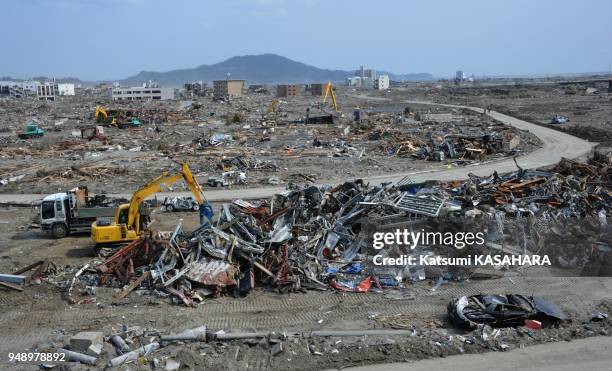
[1, 277, 610, 357]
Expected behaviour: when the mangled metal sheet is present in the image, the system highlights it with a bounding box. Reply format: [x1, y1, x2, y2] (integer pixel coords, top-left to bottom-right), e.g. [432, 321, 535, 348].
[396, 176, 415, 187]
[186, 258, 237, 287]
[393, 192, 444, 217]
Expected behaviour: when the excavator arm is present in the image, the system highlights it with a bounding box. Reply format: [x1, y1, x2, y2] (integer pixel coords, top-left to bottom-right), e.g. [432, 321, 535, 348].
[126, 162, 207, 231]
[179, 162, 205, 205]
[125, 172, 182, 230]
[322, 82, 338, 112]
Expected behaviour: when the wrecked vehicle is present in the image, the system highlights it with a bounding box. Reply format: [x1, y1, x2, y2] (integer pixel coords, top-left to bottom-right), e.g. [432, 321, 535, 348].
[162, 196, 200, 212]
[448, 294, 567, 329]
[207, 171, 247, 188]
[550, 115, 570, 124]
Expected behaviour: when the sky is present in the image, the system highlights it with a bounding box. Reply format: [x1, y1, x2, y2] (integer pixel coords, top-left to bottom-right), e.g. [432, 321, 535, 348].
[1, 0, 611, 81]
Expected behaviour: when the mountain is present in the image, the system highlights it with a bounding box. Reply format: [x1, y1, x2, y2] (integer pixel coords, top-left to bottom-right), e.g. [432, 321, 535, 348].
[122, 54, 434, 86]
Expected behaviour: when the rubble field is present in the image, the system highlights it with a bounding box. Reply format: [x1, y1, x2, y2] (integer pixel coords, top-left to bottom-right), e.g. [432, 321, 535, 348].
[0, 84, 611, 370]
[0, 90, 540, 194]
[381, 79, 612, 147]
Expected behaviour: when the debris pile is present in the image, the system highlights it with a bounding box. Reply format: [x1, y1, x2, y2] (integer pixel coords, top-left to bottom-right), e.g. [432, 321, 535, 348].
[36, 164, 128, 182]
[61, 157, 612, 306]
[447, 156, 611, 218]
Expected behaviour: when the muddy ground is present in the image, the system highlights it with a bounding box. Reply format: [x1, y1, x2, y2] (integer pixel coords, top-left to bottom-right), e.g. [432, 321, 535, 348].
[0, 207, 611, 370]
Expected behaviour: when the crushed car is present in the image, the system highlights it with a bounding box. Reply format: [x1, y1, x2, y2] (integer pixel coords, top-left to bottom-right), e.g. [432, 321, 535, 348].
[448, 294, 567, 329]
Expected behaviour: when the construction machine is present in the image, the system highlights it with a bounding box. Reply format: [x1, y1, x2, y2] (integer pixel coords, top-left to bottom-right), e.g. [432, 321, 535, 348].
[267, 99, 281, 114]
[40, 186, 143, 238]
[18, 122, 44, 139]
[95, 106, 141, 128]
[95, 106, 116, 126]
[322, 81, 339, 113]
[91, 163, 212, 244]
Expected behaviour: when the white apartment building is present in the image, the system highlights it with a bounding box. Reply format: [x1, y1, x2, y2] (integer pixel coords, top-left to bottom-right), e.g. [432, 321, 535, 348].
[375, 75, 389, 90]
[111, 86, 174, 101]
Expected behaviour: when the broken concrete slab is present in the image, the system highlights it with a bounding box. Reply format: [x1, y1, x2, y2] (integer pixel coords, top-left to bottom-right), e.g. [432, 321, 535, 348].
[70, 331, 103, 352]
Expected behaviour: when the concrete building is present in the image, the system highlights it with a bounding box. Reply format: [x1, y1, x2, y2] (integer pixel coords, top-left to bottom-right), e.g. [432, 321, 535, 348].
[1, 80, 42, 98]
[111, 86, 174, 101]
[346, 76, 362, 87]
[310, 83, 325, 96]
[348, 66, 377, 89]
[21, 80, 40, 93]
[356, 67, 376, 81]
[37, 83, 59, 100]
[213, 80, 245, 100]
[0, 81, 19, 96]
[36, 82, 75, 100]
[276, 84, 300, 97]
[375, 75, 389, 90]
[57, 83, 75, 96]
[184, 81, 209, 97]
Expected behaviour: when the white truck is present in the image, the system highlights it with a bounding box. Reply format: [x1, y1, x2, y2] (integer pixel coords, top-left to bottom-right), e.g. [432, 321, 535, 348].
[40, 187, 138, 238]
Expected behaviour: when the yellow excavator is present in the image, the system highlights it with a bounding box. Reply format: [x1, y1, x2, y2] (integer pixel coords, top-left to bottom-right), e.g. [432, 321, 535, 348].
[322, 81, 339, 113]
[267, 99, 281, 114]
[95, 106, 116, 126]
[91, 162, 211, 244]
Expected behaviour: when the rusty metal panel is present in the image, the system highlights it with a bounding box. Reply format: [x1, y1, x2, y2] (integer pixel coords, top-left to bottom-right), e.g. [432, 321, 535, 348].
[186, 258, 237, 287]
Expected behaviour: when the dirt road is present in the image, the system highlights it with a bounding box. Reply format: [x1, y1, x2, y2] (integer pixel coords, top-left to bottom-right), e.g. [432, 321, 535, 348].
[345, 335, 612, 371]
[0, 101, 593, 204]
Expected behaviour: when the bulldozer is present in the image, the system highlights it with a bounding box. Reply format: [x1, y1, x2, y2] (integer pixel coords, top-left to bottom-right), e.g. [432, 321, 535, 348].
[18, 122, 44, 139]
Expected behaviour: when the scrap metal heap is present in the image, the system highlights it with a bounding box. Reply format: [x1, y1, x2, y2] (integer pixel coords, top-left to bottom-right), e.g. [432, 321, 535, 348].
[75, 156, 611, 306]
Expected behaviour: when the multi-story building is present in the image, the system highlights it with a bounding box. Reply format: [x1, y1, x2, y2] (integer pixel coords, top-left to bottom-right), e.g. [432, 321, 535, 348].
[310, 83, 325, 96]
[184, 81, 208, 95]
[111, 86, 174, 101]
[37, 83, 59, 100]
[21, 80, 40, 93]
[213, 80, 245, 100]
[375, 75, 389, 90]
[36, 82, 75, 100]
[0, 81, 20, 97]
[57, 83, 75, 96]
[346, 76, 361, 87]
[355, 66, 376, 80]
[276, 84, 300, 97]
[347, 66, 378, 89]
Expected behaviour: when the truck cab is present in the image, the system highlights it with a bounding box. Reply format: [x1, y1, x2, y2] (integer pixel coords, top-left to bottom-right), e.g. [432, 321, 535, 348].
[40, 193, 72, 238]
[40, 187, 124, 238]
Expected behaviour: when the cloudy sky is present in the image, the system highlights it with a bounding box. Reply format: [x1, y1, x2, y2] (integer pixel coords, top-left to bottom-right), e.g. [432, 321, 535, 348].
[2, 0, 611, 80]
